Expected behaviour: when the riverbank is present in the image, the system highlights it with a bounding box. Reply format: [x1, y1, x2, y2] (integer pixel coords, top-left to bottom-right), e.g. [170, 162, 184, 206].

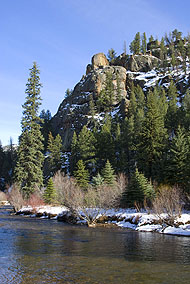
[16, 205, 190, 237]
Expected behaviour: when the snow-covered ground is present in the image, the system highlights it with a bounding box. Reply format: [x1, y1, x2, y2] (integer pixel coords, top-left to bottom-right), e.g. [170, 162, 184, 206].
[17, 206, 190, 237]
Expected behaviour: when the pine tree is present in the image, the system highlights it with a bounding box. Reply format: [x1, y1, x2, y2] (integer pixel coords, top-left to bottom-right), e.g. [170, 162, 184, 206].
[130, 32, 141, 54]
[2, 137, 17, 187]
[40, 109, 52, 152]
[123, 168, 154, 207]
[65, 88, 72, 97]
[160, 37, 167, 69]
[166, 81, 178, 136]
[92, 173, 104, 187]
[96, 115, 114, 168]
[15, 62, 44, 197]
[172, 29, 182, 42]
[165, 126, 190, 188]
[138, 90, 167, 179]
[89, 94, 96, 123]
[97, 71, 114, 112]
[101, 160, 115, 186]
[107, 48, 117, 63]
[46, 132, 64, 176]
[149, 35, 154, 43]
[141, 32, 147, 54]
[116, 73, 122, 102]
[77, 125, 96, 172]
[43, 177, 56, 204]
[70, 131, 79, 174]
[182, 89, 190, 129]
[171, 53, 176, 70]
[74, 160, 89, 189]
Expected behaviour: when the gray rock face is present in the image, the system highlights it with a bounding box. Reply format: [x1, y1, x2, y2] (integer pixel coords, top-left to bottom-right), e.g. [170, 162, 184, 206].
[114, 53, 161, 72]
[51, 58, 127, 149]
[127, 55, 161, 72]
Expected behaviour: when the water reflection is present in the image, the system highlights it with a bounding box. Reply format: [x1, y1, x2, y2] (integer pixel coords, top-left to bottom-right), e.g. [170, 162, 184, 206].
[0, 206, 190, 284]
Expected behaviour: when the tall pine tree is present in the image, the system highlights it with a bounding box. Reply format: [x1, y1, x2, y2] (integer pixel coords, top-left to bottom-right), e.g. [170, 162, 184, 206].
[15, 62, 44, 197]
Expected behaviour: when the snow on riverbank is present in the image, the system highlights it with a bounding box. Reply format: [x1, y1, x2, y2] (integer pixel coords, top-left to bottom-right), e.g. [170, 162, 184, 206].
[17, 206, 190, 236]
[18, 205, 69, 218]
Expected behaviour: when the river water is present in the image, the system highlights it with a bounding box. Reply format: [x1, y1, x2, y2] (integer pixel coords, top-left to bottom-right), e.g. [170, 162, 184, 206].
[0, 206, 190, 284]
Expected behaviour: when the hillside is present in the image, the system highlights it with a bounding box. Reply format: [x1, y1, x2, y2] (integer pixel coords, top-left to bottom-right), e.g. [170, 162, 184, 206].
[51, 43, 190, 150]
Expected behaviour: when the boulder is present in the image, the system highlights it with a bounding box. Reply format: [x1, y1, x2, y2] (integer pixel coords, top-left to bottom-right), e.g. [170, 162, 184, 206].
[91, 53, 109, 69]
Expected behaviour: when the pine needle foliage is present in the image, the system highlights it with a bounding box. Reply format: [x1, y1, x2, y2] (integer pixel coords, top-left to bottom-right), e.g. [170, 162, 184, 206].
[74, 160, 89, 189]
[15, 62, 44, 197]
[43, 177, 56, 204]
[123, 168, 154, 208]
[102, 160, 116, 186]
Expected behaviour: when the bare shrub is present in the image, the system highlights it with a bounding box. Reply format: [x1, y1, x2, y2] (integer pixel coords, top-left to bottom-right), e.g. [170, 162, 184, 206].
[7, 184, 25, 212]
[152, 185, 183, 226]
[0, 191, 7, 202]
[53, 171, 127, 226]
[53, 171, 78, 205]
[26, 192, 45, 208]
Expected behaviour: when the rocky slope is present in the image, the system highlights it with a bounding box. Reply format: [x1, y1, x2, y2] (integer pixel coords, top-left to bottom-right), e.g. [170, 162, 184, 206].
[51, 52, 190, 149]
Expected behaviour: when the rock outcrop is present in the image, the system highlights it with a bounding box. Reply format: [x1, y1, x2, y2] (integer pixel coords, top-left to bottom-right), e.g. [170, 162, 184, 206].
[86, 52, 109, 75]
[114, 53, 161, 72]
[51, 50, 188, 150]
[51, 54, 127, 149]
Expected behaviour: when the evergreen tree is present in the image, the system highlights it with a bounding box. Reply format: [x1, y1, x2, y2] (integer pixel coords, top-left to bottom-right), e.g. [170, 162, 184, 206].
[138, 90, 167, 179]
[116, 73, 122, 102]
[77, 125, 96, 172]
[149, 35, 154, 43]
[171, 53, 176, 70]
[40, 109, 52, 151]
[101, 160, 116, 186]
[97, 71, 114, 112]
[166, 81, 178, 135]
[182, 89, 190, 129]
[107, 48, 117, 63]
[96, 115, 114, 168]
[15, 62, 44, 197]
[160, 37, 167, 69]
[130, 32, 141, 54]
[65, 88, 72, 97]
[122, 168, 154, 207]
[89, 94, 96, 123]
[74, 160, 89, 189]
[165, 126, 190, 188]
[141, 32, 147, 54]
[2, 137, 17, 187]
[172, 29, 182, 42]
[43, 177, 56, 204]
[70, 131, 79, 174]
[92, 173, 104, 187]
[46, 132, 64, 176]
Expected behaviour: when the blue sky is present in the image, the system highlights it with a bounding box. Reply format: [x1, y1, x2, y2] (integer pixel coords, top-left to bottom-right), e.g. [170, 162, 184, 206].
[1, 0, 190, 146]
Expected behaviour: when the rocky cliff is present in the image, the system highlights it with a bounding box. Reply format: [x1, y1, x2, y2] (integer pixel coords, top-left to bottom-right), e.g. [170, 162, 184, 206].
[51, 53, 127, 149]
[51, 52, 190, 149]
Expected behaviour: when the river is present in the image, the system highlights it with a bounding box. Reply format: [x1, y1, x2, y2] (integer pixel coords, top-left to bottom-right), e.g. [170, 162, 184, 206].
[0, 205, 190, 284]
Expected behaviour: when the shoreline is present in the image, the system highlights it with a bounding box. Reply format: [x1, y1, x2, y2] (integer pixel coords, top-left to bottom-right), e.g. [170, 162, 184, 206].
[13, 205, 190, 237]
